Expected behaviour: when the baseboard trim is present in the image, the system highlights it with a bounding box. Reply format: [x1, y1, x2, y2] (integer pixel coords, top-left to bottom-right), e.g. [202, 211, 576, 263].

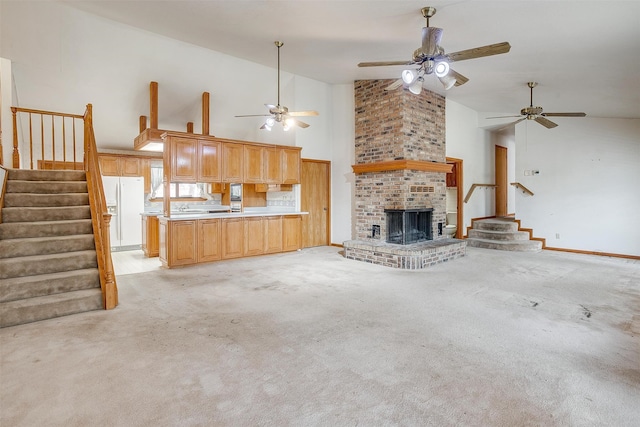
[330, 243, 344, 248]
[544, 246, 640, 260]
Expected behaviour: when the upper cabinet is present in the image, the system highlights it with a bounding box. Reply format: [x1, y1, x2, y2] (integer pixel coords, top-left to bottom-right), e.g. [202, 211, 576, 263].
[222, 143, 244, 183]
[161, 131, 301, 185]
[98, 154, 144, 177]
[243, 145, 264, 183]
[198, 139, 222, 182]
[281, 148, 301, 184]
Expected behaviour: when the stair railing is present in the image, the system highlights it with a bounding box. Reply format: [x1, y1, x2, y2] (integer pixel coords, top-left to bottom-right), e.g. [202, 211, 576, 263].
[510, 182, 534, 196]
[10, 107, 85, 170]
[83, 104, 118, 309]
[0, 165, 7, 223]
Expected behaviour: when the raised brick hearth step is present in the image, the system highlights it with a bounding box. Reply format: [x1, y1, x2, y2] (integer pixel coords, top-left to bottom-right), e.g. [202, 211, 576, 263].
[466, 218, 542, 252]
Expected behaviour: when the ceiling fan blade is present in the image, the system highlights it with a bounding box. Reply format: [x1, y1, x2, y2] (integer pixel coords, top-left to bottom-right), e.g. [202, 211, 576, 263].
[385, 79, 404, 91]
[447, 42, 511, 62]
[495, 117, 526, 131]
[288, 110, 319, 117]
[265, 104, 277, 110]
[448, 69, 469, 86]
[291, 119, 310, 128]
[535, 116, 558, 129]
[235, 114, 272, 118]
[486, 115, 523, 119]
[358, 60, 415, 67]
[542, 112, 586, 117]
[422, 27, 444, 56]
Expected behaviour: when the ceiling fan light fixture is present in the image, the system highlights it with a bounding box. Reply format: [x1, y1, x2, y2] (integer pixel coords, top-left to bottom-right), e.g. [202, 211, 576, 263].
[285, 117, 296, 126]
[283, 123, 291, 131]
[409, 77, 424, 95]
[266, 117, 276, 127]
[434, 61, 449, 77]
[438, 74, 456, 90]
[401, 69, 418, 85]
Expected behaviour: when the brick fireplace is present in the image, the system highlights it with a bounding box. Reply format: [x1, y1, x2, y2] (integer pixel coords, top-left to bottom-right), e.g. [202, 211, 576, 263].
[343, 79, 465, 269]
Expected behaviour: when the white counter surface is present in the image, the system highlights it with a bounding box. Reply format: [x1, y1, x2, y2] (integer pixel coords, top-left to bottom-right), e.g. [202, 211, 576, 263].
[154, 210, 308, 221]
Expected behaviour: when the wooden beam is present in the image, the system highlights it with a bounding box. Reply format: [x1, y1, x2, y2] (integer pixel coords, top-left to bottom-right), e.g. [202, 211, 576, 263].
[139, 115, 147, 133]
[150, 81, 158, 129]
[202, 92, 210, 135]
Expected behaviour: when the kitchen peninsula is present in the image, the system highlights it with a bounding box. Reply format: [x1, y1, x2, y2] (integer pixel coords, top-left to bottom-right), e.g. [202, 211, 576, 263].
[156, 131, 306, 268]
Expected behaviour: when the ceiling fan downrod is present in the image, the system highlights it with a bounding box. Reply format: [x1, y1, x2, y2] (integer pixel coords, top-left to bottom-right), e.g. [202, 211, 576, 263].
[275, 41, 283, 108]
[421, 6, 436, 27]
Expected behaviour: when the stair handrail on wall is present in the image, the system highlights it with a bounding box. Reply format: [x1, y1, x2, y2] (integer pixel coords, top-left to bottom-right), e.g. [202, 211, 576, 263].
[510, 182, 534, 196]
[10, 107, 85, 170]
[464, 183, 497, 203]
[83, 104, 118, 309]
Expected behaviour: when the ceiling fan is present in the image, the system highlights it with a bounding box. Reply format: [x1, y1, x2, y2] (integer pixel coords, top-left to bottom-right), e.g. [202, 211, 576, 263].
[235, 41, 318, 131]
[488, 82, 586, 129]
[358, 6, 511, 94]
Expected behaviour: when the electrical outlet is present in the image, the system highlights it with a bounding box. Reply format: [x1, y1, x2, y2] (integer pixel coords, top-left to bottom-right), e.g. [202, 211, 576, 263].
[555, 233, 560, 239]
[524, 170, 531, 176]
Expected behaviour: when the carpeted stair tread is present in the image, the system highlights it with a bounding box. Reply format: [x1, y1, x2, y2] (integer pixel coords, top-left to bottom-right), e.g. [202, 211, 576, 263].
[7, 169, 86, 182]
[468, 229, 530, 241]
[0, 268, 100, 303]
[0, 250, 98, 280]
[466, 237, 542, 252]
[6, 180, 88, 194]
[0, 219, 93, 239]
[0, 234, 96, 259]
[0, 288, 103, 328]
[3, 193, 89, 207]
[472, 219, 519, 232]
[1, 206, 91, 223]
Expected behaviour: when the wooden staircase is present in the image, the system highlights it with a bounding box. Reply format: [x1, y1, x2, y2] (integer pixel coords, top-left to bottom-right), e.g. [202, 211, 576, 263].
[0, 169, 103, 327]
[466, 218, 543, 252]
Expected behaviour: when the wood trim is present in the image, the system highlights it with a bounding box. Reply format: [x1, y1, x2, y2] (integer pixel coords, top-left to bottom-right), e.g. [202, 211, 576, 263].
[352, 159, 452, 174]
[134, 128, 168, 150]
[330, 243, 344, 248]
[10, 106, 83, 119]
[543, 247, 640, 260]
[446, 157, 464, 239]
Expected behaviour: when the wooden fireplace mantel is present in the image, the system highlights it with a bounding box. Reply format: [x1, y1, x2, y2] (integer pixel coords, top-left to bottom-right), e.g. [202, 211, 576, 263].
[351, 160, 452, 174]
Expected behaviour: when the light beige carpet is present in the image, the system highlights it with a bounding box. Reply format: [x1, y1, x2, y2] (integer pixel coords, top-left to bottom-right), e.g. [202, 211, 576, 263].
[1, 246, 639, 426]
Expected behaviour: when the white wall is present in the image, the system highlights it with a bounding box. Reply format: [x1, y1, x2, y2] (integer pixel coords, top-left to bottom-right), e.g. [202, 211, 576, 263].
[515, 118, 640, 256]
[0, 57, 11, 167]
[445, 99, 496, 232]
[330, 83, 355, 244]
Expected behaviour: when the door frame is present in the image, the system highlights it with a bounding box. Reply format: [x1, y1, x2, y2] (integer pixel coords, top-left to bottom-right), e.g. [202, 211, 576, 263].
[301, 158, 331, 247]
[494, 145, 508, 217]
[446, 157, 463, 239]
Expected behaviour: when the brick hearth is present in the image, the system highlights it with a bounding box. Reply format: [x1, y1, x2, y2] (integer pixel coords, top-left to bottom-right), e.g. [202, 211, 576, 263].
[344, 79, 465, 269]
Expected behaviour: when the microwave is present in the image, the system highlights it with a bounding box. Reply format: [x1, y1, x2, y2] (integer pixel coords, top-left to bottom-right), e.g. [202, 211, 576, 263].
[230, 183, 242, 201]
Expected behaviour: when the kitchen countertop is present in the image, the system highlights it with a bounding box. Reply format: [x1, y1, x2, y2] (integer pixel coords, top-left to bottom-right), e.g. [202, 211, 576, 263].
[147, 210, 308, 221]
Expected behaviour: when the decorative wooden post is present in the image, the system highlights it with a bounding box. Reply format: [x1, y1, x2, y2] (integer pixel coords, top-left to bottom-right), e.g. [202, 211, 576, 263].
[11, 107, 20, 168]
[202, 92, 210, 135]
[150, 81, 158, 129]
[139, 115, 147, 133]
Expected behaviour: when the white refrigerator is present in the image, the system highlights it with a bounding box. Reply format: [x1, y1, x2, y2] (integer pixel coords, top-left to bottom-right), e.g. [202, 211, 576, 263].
[102, 176, 145, 251]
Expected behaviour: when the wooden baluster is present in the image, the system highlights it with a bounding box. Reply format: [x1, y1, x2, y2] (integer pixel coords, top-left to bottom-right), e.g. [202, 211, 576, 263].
[40, 114, 44, 169]
[62, 116, 67, 165]
[51, 114, 56, 169]
[72, 118, 77, 168]
[11, 107, 19, 168]
[29, 113, 34, 169]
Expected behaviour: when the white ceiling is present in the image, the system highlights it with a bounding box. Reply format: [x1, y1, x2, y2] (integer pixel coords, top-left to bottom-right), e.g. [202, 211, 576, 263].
[63, 0, 640, 119]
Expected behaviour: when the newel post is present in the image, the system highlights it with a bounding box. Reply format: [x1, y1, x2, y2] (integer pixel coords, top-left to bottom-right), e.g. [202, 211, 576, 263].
[101, 213, 118, 308]
[11, 107, 19, 168]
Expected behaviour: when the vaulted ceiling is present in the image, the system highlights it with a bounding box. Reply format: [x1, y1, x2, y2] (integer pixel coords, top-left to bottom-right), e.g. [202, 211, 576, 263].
[62, 0, 640, 120]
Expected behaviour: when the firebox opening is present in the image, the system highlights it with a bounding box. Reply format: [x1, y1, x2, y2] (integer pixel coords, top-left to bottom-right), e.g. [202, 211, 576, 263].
[385, 208, 433, 245]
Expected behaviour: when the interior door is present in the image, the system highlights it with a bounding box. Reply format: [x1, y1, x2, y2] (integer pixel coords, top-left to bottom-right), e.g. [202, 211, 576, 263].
[301, 159, 330, 247]
[495, 145, 508, 217]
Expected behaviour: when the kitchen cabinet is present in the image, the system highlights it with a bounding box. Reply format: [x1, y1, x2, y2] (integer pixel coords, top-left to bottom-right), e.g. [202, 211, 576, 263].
[244, 217, 265, 256]
[264, 216, 283, 253]
[99, 155, 141, 177]
[142, 215, 159, 257]
[168, 220, 198, 266]
[222, 217, 244, 259]
[243, 145, 264, 183]
[170, 136, 198, 183]
[264, 147, 281, 184]
[222, 143, 244, 183]
[281, 148, 301, 184]
[198, 140, 222, 182]
[198, 219, 221, 262]
[282, 215, 302, 251]
[210, 183, 226, 193]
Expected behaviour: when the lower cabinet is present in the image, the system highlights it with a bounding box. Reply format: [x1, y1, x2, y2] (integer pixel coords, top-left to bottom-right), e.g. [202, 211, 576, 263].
[198, 219, 221, 262]
[222, 217, 244, 259]
[142, 215, 160, 257]
[159, 215, 302, 268]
